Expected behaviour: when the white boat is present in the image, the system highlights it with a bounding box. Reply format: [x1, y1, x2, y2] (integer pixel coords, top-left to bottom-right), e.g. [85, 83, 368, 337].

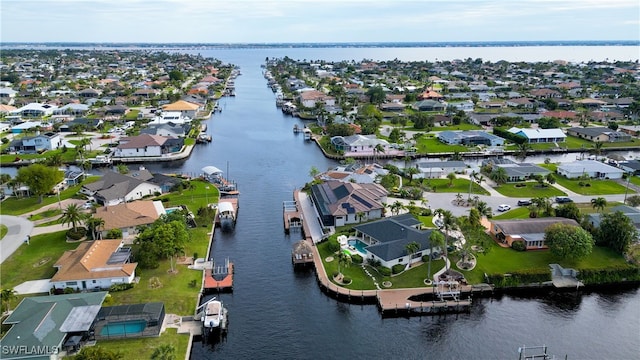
[217, 200, 236, 232]
[201, 298, 227, 331]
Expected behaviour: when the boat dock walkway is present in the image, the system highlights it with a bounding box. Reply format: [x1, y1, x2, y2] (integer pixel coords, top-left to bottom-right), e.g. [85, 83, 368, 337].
[203, 260, 234, 293]
[293, 190, 325, 243]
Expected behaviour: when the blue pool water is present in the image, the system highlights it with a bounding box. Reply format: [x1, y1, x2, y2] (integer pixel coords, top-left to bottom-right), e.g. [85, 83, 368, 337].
[348, 239, 368, 254]
[100, 320, 146, 336]
[165, 207, 180, 214]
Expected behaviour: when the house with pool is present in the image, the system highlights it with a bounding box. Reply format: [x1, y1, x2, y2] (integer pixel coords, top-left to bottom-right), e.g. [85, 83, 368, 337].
[348, 214, 438, 269]
[310, 180, 388, 228]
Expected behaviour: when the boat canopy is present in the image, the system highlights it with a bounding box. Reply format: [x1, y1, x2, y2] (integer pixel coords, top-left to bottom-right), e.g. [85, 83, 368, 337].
[218, 202, 235, 214]
[202, 166, 223, 175]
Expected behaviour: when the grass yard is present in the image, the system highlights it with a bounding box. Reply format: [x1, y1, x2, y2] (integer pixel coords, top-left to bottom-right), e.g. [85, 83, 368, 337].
[423, 178, 490, 195]
[491, 207, 532, 220]
[0, 224, 7, 240]
[628, 176, 640, 187]
[431, 123, 483, 131]
[156, 178, 220, 211]
[415, 137, 469, 154]
[94, 328, 188, 360]
[492, 183, 566, 198]
[28, 208, 62, 221]
[574, 201, 625, 214]
[0, 176, 99, 216]
[0, 230, 77, 289]
[553, 176, 634, 195]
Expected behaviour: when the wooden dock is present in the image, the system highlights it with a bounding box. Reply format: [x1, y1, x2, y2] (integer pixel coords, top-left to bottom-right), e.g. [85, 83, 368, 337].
[203, 260, 234, 293]
[283, 200, 302, 234]
[377, 287, 472, 316]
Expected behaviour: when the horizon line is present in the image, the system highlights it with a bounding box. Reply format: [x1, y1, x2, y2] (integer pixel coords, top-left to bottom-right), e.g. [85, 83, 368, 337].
[1, 40, 639, 45]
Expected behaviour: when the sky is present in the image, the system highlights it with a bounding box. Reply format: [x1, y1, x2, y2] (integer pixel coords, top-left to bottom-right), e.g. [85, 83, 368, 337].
[1, 0, 639, 43]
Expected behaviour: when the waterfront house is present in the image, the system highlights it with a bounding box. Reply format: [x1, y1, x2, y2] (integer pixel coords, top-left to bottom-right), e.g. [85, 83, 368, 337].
[566, 127, 632, 143]
[318, 163, 389, 184]
[413, 100, 445, 112]
[352, 214, 436, 268]
[557, 160, 624, 179]
[113, 134, 184, 158]
[81, 169, 162, 205]
[507, 127, 566, 143]
[0, 292, 107, 360]
[489, 217, 580, 249]
[619, 160, 640, 175]
[618, 125, 640, 137]
[148, 111, 192, 125]
[298, 90, 336, 108]
[482, 158, 550, 182]
[415, 160, 468, 179]
[139, 123, 191, 138]
[587, 205, 640, 237]
[310, 180, 388, 227]
[330, 134, 393, 155]
[161, 100, 201, 119]
[59, 118, 103, 132]
[51, 240, 138, 291]
[94, 200, 164, 239]
[8, 131, 62, 153]
[437, 130, 505, 147]
[11, 102, 58, 117]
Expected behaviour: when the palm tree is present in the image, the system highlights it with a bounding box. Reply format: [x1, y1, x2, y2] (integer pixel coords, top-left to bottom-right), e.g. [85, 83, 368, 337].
[336, 251, 352, 277]
[151, 344, 176, 360]
[390, 200, 405, 215]
[60, 204, 84, 232]
[434, 208, 457, 270]
[85, 215, 105, 240]
[1, 288, 17, 314]
[405, 166, 419, 185]
[515, 142, 531, 160]
[591, 197, 607, 213]
[405, 241, 420, 266]
[427, 231, 445, 279]
[447, 172, 456, 187]
[475, 200, 491, 217]
[490, 167, 508, 186]
[591, 141, 604, 157]
[356, 211, 366, 223]
[373, 143, 385, 164]
[532, 197, 554, 217]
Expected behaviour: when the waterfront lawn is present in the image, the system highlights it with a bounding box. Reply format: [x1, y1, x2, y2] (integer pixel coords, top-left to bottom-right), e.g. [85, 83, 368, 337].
[423, 178, 490, 195]
[96, 327, 188, 359]
[156, 178, 220, 211]
[431, 123, 482, 131]
[0, 176, 99, 216]
[0, 230, 76, 289]
[0, 148, 103, 165]
[492, 182, 566, 198]
[553, 176, 634, 195]
[415, 137, 469, 154]
[491, 207, 531, 220]
[0, 224, 7, 240]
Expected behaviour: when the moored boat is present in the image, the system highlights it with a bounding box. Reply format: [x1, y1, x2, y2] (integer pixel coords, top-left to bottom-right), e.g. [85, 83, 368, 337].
[198, 297, 228, 332]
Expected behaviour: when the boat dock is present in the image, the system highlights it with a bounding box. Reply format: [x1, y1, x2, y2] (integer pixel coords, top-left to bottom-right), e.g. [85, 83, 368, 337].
[283, 200, 302, 234]
[203, 258, 234, 293]
[376, 287, 472, 316]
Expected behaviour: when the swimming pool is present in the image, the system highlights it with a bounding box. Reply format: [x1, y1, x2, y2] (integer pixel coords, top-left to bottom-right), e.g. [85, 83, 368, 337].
[100, 319, 146, 336]
[348, 239, 368, 254]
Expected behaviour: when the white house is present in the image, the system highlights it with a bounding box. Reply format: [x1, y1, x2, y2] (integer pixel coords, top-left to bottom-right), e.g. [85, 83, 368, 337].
[415, 161, 469, 179]
[557, 160, 624, 179]
[8, 132, 62, 153]
[161, 100, 201, 118]
[11, 102, 58, 117]
[51, 240, 138, 291]
[114, 134, 184, 158]
[508, 127, 566, 143]
[298, 89, 336, 108]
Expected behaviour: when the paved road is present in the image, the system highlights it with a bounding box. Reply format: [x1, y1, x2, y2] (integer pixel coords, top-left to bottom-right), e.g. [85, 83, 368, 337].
[0, 215, 33, 264]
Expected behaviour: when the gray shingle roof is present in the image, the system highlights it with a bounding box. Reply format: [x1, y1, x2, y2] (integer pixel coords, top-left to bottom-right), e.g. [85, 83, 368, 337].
[354, 214, 433, 261]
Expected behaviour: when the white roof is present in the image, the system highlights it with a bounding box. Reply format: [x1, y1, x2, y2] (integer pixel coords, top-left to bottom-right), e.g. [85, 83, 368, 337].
[218, 202, 235, 214]
[202, 166, 223, 175]
[508, 127, 566, 139]
[558, 160, 624, 174]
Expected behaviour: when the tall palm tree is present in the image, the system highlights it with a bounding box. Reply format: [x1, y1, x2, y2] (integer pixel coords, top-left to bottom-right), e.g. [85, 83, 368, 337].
[405, 241, 420, 265]
[591, 197, 607, 213]
[434, 208, 457, 270]
[490, 167, 508, 186]
[427, 231, 445, 279]
[336, 251, 352, 277]
[467, 170, 478, 200]
[1, 288, 17, 314]
[373, 143, 385, 164]
[390, 200, 405, 215]
[405, 166, 419, 185]
[475, 200, 491, 217]
[60, 203, 84, 232]
[447, 172, 456, 187]
[85, 215, 105, 240]
[591, 141, 604, 157]
[516, 142, 531, 161]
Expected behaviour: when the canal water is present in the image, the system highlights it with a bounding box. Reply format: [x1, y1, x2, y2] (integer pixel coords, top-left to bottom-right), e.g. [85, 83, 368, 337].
[141, 48, 640, 359]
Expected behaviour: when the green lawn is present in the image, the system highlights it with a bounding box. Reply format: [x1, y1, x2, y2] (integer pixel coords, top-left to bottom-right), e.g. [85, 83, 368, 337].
[491, 207, 532, 220]
[553, 176, 634, 195]
[415, 137, 470, 154]
[156, 178, 220, 211]
[0, 224, 7, 240]
[94, 328, 188, 360]
[423, 178, 490, 195]
[628, 176, 640, 187]
[492, 183, 566, 197]
[28, 208, 62, 221]
[0, 148, 103, 165]
[574, 201, 625, 214]
[0, 230, 77, 289]
[431, 123, 482, 131]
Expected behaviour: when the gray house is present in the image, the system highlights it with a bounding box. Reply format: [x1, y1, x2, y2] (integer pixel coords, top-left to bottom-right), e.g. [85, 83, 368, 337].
[438, 130, 505, 146]
[483, 158, 550, 182]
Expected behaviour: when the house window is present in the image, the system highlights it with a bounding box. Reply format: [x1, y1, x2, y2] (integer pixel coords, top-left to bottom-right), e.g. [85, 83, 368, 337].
[66, 281, 77, 286]
[93, 280, 96, 283]
[398, 258, 403, 262]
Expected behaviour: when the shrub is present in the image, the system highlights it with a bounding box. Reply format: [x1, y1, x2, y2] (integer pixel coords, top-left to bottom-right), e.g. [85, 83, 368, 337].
[109, 283, 134, 292]
[422, 254, 430, 262]
[421, 208, 432, 216]
[1, 137, 8, 144]
[161, 197, 170, 202]
[511, 240, 526, 252]
[63, 287, 76, 294]
[327, 237, 341, 253]
[392, 264, 405, 274]
[342, 276, 351, 284]
[332, 271, 339, 278]
[351, 254, 363, 264]
[486, 270, 552, 287]
[368, 258, 381, 267]
[578, 266, 640, 285]
[105, 229, 122, 239]
[67, 227, 87, 240]
[377, 266, 392, 276]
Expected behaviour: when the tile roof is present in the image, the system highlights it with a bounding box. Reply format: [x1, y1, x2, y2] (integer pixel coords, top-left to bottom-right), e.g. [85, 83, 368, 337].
[162, 100, 200, 111]
[94, 200, 162, 230]
[117, 134, 169, 149]
[52, 240, 137, 282]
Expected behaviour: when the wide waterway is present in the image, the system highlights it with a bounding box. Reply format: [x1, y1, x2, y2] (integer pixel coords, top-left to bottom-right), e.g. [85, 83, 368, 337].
[135, 47, 640, 359]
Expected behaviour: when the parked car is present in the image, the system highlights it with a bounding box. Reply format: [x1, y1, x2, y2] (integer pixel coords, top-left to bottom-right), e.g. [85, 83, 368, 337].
[517, 199, 532, 206]
[555, 196, 573, 203]
[497, 204, 511, 212]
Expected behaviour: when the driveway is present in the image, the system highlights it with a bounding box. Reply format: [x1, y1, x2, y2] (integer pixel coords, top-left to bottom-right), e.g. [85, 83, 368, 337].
[0, 215, 33, 264]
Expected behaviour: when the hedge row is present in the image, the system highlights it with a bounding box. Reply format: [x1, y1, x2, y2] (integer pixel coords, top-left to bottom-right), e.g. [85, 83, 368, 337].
[486, 270, 552, 287]
[493, 127, 527, 144]
[577, 266, 640, 285]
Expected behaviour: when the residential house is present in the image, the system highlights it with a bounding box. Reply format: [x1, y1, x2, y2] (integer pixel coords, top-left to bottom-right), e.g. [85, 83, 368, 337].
[11, 102, 58, 117]
[489, 217, 580, 249]
[557, 160, 624, 179]
[0, 292, 107, 360]
[567, 127, 632, 143]
[59, 118, 103, 132]
[298, 90, 335, 108]
[148, 111, 192, 125]
[51, 240, 138, 291]
[415, 161, 469, 179]
[437, 130, 505, 146]
[309, 180, 388, 229]
[418, 90, 444, 100]
[53, 103, 90, 116]
[81, 169, 162, 205]
[508, 127, 566, 143]
[113, 134, 184, 158]
[0, 87, 17, 104]
[482, 158, 550, 182]
[330, 134, 393, 154]
[94, 200, 165, 238]
[352, 214, 436, 268]
[619, 160, 640, 175]
[318, 163, 389, 184]
[447, 100, 474, 112]
[506, 97, 536, 109]
[529, 88, 562, 99]
[618, 125, 640, 137]
[64, 167, 85, 186]
[161, 100, 201, 119]
[8, 132, 62, 153]
[78, 88, 101, 99]
[0, 104, 17, 115]
[414, 100, 446, 112]
[139, 123, 190, 137]
[588, 205, 640, 236]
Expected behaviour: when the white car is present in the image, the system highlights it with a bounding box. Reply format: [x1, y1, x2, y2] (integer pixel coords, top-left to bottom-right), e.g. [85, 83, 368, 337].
[497, 204, 511, 212]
